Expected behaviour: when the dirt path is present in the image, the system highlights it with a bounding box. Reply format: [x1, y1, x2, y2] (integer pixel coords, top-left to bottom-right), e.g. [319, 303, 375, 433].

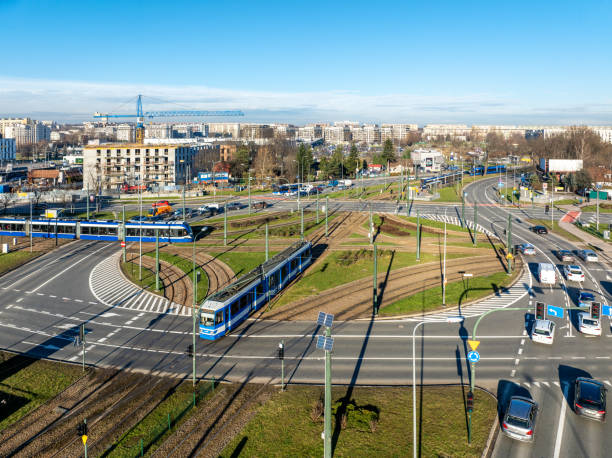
[261, 255, 506, 321]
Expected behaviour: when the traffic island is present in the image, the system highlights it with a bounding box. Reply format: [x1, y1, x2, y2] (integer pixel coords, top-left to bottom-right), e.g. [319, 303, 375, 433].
[219, 385, 497, 458]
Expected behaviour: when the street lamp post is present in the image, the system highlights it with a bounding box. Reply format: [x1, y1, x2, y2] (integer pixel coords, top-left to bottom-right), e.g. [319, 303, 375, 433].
[442, 212, 447, 306]
[412, 317, 464, 458]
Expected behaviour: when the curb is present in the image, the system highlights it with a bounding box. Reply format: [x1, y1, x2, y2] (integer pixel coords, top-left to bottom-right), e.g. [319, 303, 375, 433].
[481, 412, 500, 458]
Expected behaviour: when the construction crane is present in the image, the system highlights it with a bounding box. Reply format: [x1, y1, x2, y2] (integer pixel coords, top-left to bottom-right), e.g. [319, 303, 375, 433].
[93, 94, 244, 143]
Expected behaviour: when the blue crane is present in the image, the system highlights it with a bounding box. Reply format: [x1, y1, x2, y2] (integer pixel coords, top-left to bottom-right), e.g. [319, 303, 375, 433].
[93, 94, 244, 143]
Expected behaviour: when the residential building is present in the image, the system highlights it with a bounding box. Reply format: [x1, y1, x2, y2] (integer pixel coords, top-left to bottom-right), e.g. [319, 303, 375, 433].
[82, 143, 203, 191]
[3, 122, 50, 146]
[323, 126, 351, 143]
[145, 123, 172, 139]
[207, 122, 241, 138]
[0, 137, 16, 161]
[412, 149, 445, 172]
[116, 124, 134, 142]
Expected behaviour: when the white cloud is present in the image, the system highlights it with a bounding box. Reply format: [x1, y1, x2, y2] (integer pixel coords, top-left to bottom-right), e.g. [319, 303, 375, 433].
[0, 76, 611, 125]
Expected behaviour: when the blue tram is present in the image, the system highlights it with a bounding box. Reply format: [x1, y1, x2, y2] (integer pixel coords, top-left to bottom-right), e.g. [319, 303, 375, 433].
[0, 218, 193, 243]
[199, 241, 312, 340]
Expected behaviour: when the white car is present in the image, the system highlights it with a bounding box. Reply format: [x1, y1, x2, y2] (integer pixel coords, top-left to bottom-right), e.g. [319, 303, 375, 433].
[563, 265, 585, 283]
[578, 312, 602, 336]
[579, 250, 599, 262]
[519, 243, 536, 255]
[531, 319, 555, 345]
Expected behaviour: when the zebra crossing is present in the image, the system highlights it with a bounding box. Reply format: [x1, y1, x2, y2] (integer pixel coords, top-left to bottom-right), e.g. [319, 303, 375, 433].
[407, 261, 532, 322]
[419, 213, 496, 237]
[89, 252, 191, 316]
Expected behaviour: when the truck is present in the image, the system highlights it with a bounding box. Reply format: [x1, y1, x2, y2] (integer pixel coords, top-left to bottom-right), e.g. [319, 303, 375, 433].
[147, 202, 173, 217]
[537, 262, 556, 285]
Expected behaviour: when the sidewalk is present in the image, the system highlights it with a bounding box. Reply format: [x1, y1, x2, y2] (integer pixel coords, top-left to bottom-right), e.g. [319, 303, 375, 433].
[558, 218, 612, 260]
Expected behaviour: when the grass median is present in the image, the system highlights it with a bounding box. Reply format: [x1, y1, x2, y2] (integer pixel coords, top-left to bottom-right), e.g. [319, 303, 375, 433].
[0, 351, 84, 431]
[121, 260, 165, 295]
[380, 269, 517, 316]
[145, 252, 209, 302]
[0, 251, 40, 275]
[220, 385, 496, 458]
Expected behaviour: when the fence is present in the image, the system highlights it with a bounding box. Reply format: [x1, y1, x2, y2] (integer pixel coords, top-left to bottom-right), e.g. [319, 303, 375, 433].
[105, 378, 216, 457]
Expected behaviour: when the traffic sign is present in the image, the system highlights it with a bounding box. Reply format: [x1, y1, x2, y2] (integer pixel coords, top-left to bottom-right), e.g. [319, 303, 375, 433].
[603, 305, 612, 317]
[547, 304, 564, 319]
[121, 241, 126, 248]
[467, 340, 480, 351]
[506, 253, 514, 260]
[467, 351, 480, 363]
[82, 435, 88, 445]
[498, 182, 504, 188]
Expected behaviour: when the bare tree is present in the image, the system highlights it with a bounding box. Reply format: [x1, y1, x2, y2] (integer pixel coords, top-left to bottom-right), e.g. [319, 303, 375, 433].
[0, 193, 16, 215]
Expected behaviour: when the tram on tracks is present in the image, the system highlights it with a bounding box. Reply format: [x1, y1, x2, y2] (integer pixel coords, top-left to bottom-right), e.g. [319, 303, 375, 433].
[0, 218, 193, 243]
[199, 241, 312, 340]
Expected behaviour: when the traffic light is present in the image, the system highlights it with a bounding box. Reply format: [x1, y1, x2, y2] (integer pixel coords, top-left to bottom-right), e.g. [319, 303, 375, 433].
[535, 302, 546, 320]
[187, 344, 193, 357]
[79, 324, 85, 342]
[591, 302, 601, 320]
[277, 342, 284, 360]
[77, 421, 87, 436]
[545, 205, 549, 214]
[466, 391, 474, 413]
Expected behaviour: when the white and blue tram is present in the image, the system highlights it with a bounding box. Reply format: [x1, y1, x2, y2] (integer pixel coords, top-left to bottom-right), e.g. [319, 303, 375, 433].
[199, 241, 312, 340]
[0, 218, 193, 243]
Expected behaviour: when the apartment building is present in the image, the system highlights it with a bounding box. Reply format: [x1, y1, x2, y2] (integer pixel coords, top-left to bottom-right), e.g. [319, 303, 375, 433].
[3, 122, 50, 146]
[207, 122, 241, 138]
[82, 143, 201, 191]
[0, 137, 16, 161]
[323, 126, 351, 143]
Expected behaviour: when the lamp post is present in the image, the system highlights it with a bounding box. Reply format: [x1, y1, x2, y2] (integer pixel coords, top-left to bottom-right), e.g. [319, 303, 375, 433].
[412, 317, 464, 458]
[316, 312, 335, 458]
[442, 211, 447, 306]
[139, 176, 143, 281]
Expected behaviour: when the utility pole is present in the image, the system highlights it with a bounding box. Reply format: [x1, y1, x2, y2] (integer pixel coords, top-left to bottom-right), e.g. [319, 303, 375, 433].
[507, 213, 513, 275]
[369, 204, 373, 244]
[122, 205, 126, 263]
[324, 325, 332, 458]
[461, 192, 465, 228]
[316, 190, 320, 223]
[224, 201, 227, 246]
[596, 185, 600, 231]
[29, 199, 32, 252]
[442, 215, 447, 306]
[473, 202, 478, 247]
[416, 209, 421, 261]
[248, 171, 251, 215]
[300, 207, 304, 241]
[139, 180, 143, 281]
[373, 244, 378, 315]
[265, 223, 269, 261]
[325, 196, 328, 237]
[80, 323, 85, 372]
[278, 340, 285, 391]
[155, 229, 160, 291]
[86, 183, 90, 220]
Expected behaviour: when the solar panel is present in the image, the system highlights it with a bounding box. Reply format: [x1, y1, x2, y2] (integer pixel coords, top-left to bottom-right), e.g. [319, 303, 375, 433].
[316, 335, 334, 352]
[317, 311, 334, 328]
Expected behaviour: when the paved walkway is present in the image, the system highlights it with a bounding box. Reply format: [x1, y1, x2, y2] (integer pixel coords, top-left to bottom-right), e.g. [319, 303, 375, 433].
[558, 210, 612, 260]
[89, 251, 191, 316]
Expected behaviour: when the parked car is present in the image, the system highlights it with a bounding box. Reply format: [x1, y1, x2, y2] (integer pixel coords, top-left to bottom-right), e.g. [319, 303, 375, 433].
[563, 265, 585, 283]
[129, 215, 147, 222]
[519, 243, 536, 255]
[556, 249, 575, 262]
[226, 202, 243, 211]
[251, 201, 268, 210]
[578, 312, 602, 336]
[578, 291, 596, 308]
[207, 203, 221, 210]
[174, 208, 192, 218]
[531, 319, 555, 345]
[578, 249, 598, 262]
[531, 225, 548, 235]
[501, 396, 538, 442]
[574, 378, 607, 422]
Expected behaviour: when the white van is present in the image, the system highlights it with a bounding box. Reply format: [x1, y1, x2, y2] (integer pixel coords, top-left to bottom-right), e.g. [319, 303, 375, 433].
[537, 263, 556, 285]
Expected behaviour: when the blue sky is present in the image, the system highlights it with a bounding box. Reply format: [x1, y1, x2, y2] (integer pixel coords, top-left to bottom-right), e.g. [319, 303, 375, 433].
[1, 0, 612, 124]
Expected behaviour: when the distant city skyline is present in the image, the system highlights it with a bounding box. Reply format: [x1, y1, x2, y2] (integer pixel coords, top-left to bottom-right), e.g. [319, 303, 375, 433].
[1, 1, 611, 125]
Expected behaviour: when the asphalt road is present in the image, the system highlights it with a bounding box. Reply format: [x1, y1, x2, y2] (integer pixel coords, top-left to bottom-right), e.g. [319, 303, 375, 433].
[0, 175, 610, 457]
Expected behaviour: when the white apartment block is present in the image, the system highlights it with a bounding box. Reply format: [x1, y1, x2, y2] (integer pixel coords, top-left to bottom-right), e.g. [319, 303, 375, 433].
[297, 126, 323, 142]
[116, 124, 134, 142]
[423, 124, 471, 140]
[323, 126, 351, 144]
[145, 123, 172, 139]
[589, 127, 612, 143]
[207, 123, 240, 138]
[0, 138, 16, 161]
[3, 122, 50, 146]
[82, 143, 201, 191]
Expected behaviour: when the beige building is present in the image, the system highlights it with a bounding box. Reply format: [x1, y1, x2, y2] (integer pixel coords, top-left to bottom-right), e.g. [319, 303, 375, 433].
[82, 143, 200, 191]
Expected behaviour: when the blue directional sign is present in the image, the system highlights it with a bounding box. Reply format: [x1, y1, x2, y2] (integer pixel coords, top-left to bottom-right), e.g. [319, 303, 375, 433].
[547, 304, 564, 319]
[467, 350, 480, 363]
[603, 305, 612, 317]
[498, 181, 504, 188]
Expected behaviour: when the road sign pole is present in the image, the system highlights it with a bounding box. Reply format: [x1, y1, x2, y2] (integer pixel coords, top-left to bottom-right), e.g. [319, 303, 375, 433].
[373, 244, 378, 315]
[81, 323, 85, 372]
[461, 194, 465, 228]
[369, 204, 373, 244]
[192, 239, 197, 388]
[29, 200, 32, 252]
[468, 409, 472, 444]
[86, 183, 90, 220]
[224, 202, 227, 246]
[155, 229, 160, 291]
[507, 214, 512, 274]
[416, 209, 421, 261]
[316, 191, 320, 223]
[325, 197, 328, 237]
[442, 217, 447, 306]
[248, 172, 251, 215]
[324, 326, 332, 458]
[265, 223, 269, 261]
[281, 339, 285, 391]
[473, 202, 478, 247]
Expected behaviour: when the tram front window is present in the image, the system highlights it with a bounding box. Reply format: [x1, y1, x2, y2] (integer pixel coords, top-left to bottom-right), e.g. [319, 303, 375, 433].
[201, 313, 215, 327]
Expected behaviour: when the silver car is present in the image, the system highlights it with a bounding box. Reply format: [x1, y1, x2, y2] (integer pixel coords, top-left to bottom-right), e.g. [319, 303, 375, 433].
[502, 396, 538, 442]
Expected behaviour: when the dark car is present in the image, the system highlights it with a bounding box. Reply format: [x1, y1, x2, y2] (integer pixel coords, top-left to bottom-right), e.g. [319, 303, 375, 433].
[251, 201, 268, 210]
[531, 225, 548, 235]
[575, 378, 606, 422]
[556, 249, 574, 262]
[129, 215, 147, 222]
[226, 202, 244, 211]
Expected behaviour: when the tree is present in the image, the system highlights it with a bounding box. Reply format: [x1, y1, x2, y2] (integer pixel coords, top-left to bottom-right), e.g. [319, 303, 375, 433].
[0, 193, 15, 215]
[345, 144, 359, 177]
[574, 170, 593, 192]
[380, 139, 396, 164]
[231, 145, 251, 178]
[296, 144, 313, 181]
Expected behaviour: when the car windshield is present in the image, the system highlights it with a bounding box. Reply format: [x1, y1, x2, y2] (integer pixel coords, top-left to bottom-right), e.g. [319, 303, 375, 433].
[583, 317, 598, 326]
[534, 328, 550, 336]
[570, 269, 582, 274]
[578, 382, 604, 408]
[581, 293, 595, 300]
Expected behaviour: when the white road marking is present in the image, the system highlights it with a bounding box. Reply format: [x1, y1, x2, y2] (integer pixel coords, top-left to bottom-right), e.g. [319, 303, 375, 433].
[553, 383, 569, 458]
[518, 348, 523, 355]
[16, 298, 22, 303]
[511, 369, 516, 377]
